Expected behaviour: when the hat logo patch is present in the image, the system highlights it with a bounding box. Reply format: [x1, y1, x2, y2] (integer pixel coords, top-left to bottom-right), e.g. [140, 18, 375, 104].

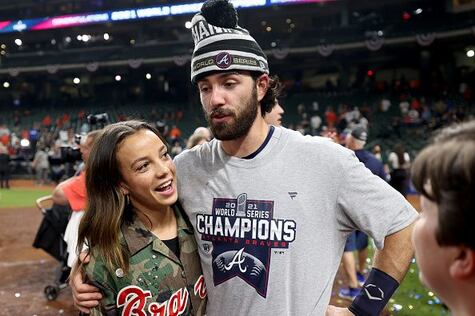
[215, 52, 232, 69]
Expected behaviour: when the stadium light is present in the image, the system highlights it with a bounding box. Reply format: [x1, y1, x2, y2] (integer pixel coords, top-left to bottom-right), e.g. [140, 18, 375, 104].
[185, 21, 192, 29]
[115, 75, 122, 81]
[467, 49, 475, 58]
[73, 77, 81, 84]
[103, 33, 110, 40]
[14, 39, 22, 46]
[3, 82, 10, 88]
[146, 73, 152, 80]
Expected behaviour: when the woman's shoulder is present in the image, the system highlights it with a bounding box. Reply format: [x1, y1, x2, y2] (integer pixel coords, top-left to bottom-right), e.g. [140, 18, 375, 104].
[83, 250, 110, 280]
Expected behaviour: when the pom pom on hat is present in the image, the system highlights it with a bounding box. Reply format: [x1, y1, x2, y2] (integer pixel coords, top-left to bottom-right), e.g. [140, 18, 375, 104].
[201, 0, 238, 28]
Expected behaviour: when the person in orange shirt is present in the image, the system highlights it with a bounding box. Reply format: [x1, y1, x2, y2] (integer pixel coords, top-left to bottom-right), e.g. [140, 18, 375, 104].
[52, 130, 101, 267]
[169, 125, 182, 140]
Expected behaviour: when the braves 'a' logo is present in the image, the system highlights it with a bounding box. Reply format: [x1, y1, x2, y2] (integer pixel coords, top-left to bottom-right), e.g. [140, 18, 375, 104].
[215, 52, 232, 69]
[224, 247, 248, 273]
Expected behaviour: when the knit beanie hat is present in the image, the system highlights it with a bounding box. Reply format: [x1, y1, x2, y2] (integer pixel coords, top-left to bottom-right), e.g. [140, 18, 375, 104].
[190, 0, 269, 83]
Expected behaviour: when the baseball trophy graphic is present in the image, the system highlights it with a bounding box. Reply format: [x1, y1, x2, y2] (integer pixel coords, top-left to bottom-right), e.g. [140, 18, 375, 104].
[236, 193, 247, 216]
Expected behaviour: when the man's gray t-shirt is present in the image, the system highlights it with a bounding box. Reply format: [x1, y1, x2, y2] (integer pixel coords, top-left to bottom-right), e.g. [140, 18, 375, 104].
[174, 126, 418, 316]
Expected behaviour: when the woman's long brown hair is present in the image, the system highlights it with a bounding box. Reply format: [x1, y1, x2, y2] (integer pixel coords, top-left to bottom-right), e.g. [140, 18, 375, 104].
[77, 120, 164, 272]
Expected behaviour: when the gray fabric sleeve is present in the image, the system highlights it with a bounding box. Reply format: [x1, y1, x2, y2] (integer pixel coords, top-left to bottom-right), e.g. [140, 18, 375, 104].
[336, 150, 419, 249]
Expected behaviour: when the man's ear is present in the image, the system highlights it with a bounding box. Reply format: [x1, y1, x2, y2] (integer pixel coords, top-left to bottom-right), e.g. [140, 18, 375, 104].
[256, 74, 269, 102]
[449, 246, 475, 280]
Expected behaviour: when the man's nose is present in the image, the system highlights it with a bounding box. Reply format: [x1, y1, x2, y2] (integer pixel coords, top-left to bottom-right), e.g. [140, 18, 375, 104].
[209, 87, 226, 109]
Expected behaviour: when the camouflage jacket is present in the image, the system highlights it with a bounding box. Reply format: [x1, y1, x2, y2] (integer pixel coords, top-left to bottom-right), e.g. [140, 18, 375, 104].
[84, 204, 207, 316]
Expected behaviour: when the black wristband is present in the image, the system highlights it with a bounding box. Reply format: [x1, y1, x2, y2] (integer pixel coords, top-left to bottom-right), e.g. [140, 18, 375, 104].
[348, 268, 399, 316]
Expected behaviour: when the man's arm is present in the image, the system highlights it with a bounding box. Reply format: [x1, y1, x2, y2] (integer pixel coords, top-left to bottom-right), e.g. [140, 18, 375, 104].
[326, 222, 415, 316]
[373, 221, 415, 282]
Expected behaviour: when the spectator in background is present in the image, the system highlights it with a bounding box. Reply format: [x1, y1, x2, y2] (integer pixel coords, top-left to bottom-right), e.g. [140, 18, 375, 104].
[325, 106, 337, 129]
[372, 144, 382, 161]
[187, 133, 209, 149]
[0, 143, 10, 189]
[264, 100, 284, 126]
[169, 125, 182, 141]
[170, 140, 184, 157]
[192, 126, 212, 141]
[312, 101, 319, 112]
[339, 127, 388, 300]
[380, 98, 391, 112]
[399, 100, 410, 115]
[411, 120, 475, 316]
[310, 111, 322, 136]
[263, 75, 285, 127]
[388, 143, 411, 197]
[32, 145, 50, 185]
[186, 126, 212, 149]
[48, 144, 66, 184]
[42, 115, 52, 129]
[53, 130, 100, 267]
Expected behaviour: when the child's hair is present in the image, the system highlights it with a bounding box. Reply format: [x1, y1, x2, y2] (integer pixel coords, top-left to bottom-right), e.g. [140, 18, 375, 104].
[412, 120, 475, 249]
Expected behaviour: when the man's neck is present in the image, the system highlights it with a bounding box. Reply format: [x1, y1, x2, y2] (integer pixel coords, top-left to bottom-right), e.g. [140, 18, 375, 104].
[220, 117, 269, 158]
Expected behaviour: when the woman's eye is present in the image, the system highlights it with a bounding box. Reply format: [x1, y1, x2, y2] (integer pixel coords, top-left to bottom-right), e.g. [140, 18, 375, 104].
[137, 162, 149, 172]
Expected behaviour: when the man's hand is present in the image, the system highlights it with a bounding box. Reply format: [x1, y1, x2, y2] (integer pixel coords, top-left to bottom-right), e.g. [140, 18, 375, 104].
[325, 305, 354, 315]
[70, 252, 102, 314]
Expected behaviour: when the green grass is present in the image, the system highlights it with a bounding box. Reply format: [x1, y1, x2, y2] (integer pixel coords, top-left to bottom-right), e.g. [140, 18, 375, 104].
[366, 243, 449, 316]
[0, 188, 52, 208]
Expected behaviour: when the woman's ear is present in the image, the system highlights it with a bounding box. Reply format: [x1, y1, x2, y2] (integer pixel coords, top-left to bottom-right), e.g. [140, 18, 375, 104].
[256, 74, 269, 102]
[119, 183, 130, 196]
[449, 246, 475, 280]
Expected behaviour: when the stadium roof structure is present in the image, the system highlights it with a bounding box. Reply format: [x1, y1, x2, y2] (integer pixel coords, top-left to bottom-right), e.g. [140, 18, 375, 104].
[0, 0, 473, 76]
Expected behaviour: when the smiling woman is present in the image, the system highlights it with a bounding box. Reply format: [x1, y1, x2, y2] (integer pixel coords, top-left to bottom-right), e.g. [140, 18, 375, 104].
[76, 120, 207, 316]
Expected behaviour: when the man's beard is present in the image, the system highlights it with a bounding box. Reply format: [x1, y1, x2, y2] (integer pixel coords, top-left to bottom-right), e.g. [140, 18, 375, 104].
[205, 87, 259, 141]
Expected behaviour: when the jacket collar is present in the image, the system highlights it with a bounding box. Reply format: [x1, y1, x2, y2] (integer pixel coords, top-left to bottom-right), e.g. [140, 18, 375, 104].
[121, 203, 193, 257]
